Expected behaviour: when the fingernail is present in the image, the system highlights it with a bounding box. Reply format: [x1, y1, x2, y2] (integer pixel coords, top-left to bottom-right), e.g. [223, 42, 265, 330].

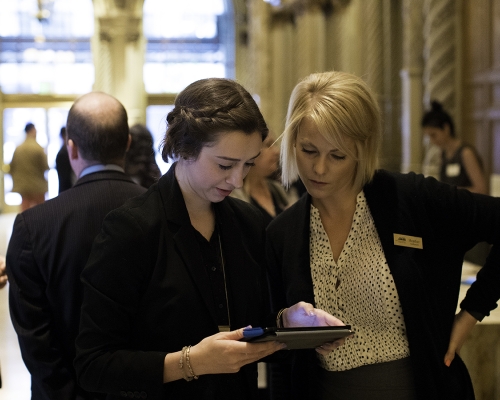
[445, 360, 451, 367]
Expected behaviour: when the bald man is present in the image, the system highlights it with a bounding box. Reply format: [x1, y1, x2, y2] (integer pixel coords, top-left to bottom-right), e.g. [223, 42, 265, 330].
[6, 92, 147, 400]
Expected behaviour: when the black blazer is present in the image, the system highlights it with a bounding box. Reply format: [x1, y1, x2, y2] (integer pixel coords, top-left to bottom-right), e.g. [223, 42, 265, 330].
[7, 170, 146, 400]
[266, 170, 500, 400]
[74, 164, 270, 400]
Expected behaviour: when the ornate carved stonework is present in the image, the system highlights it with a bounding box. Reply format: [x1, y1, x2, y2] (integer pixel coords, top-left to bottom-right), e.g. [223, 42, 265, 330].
[422, 0, 456, 112]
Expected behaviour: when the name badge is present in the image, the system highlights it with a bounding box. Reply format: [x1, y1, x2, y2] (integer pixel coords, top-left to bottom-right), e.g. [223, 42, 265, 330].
[393, 234, 423, 249]
[446, 163, 461, 177]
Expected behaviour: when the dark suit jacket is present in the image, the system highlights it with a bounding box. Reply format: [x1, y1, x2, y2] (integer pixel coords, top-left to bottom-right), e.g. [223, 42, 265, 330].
[6, 170, 146, 400]
[266, 170, 500, 400]
[74, 164, 270, 400]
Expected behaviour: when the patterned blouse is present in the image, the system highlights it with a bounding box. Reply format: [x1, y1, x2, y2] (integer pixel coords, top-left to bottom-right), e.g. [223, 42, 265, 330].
[310, 191, 410, 371]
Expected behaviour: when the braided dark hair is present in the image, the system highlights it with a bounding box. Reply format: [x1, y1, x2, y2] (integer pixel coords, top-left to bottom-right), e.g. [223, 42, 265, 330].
[161, 78, 268, 162]
[421, 100, 455, 137]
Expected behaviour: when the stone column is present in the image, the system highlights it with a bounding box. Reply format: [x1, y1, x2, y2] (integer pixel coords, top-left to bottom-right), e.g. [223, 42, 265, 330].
[270, 10, 295, 137]
[422, 0, 458, 114]
[400, 0, 424, 173]
[246, 0, 272, 123]
[363, 0, 383, 96]
[92, 0, 146, 124]
[421, 0, 460, 178]
[294, 1, 326, 80]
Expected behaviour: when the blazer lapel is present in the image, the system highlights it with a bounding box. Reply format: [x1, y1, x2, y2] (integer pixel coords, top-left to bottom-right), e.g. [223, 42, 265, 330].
[157, 165, 219, 326]
[364, 171, 426, 316]
[283, 194, 316, 306]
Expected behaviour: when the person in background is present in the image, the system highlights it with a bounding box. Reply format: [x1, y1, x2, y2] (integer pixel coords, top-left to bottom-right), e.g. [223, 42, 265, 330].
[231, 134, 298, 227]
[74, 78, 345, 400]
[422, 100, 487, 195]
[0, 255, 6, 389]
[55, 127, 76, 193]
[422, 101, 490, 265]
[125, 123, 161, 188]
[266, 70, 500, 400]
[6, 92, 146, 400]
[10, 123, 49, 211]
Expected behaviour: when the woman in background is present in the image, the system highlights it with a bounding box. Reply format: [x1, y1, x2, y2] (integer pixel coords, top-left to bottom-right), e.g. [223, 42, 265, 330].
[422, 100, 487, 195]
[231, 135, 298, 227]
[266, 70, 500, 400]
[125, 123, 162, 188]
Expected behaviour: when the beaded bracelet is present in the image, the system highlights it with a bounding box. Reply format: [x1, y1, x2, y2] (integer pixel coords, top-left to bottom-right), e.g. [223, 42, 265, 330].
[179, 346, 194, 381]
[276, 308, 287, 328]
[185, 345, 199, 380]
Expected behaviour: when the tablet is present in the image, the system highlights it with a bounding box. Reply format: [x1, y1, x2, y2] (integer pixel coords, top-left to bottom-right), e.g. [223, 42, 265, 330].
[241, 326, 353, 349]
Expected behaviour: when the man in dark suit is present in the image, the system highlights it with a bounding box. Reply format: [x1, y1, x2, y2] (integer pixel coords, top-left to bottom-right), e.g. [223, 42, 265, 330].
[6, 92, 147, 400]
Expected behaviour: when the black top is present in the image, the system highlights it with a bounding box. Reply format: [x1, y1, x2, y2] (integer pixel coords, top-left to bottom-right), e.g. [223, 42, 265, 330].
[439, 144, 481, 188]
[194, 224, 230, 327]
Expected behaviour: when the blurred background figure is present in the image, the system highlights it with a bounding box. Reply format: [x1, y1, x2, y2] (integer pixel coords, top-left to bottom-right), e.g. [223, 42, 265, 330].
[231, 135, 298, 227]
[55, 127, 76, 194]
[0, 255, 6, 389]
[9, 123, 49, 212]
[125, 123, 161, 188]
[422, 101, 487, 195]
[422, 101, 490, 265]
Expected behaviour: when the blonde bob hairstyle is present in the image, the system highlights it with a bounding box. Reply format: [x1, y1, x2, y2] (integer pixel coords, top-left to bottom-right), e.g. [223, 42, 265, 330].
[280, 71, 381, 192]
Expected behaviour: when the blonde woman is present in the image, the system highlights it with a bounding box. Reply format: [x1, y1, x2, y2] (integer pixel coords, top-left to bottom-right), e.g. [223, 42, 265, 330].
[266, 70, 500, 400]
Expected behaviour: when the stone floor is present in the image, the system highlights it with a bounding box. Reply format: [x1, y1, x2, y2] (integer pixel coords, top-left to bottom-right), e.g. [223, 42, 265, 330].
[0, 212, 31, 399]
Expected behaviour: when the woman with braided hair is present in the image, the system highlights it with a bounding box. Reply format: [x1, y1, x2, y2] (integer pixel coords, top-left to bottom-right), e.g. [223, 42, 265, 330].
[75, 78, 345, 400]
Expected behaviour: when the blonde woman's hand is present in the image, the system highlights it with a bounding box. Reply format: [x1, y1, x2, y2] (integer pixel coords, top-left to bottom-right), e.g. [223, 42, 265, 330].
[283, 301, 350, 355]
[444, 310, 478, 367]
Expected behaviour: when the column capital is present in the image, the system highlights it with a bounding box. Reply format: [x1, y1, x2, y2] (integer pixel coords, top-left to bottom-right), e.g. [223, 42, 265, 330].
[98, 15, 142, 43]
[270, 0, 350, 21]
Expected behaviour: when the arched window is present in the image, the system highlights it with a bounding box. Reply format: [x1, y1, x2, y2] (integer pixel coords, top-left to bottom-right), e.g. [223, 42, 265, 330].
[0, 0, 94, 94]
[143, 0, 232, 94]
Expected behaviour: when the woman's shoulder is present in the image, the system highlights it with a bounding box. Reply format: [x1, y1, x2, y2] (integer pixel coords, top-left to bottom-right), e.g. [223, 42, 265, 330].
[267, 192, 309, 234]
[267, 179, 300, 207]
[225, 195, 263, 222]
[103, 183, 164, 232]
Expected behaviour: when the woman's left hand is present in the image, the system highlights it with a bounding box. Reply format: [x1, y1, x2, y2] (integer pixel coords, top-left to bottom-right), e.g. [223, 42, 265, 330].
[283, 301, 349, 355]
[444, 310, 478, 367]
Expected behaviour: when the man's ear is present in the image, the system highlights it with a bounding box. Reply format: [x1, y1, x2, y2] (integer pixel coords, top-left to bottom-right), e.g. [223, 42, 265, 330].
[126, 134, 132, 152]
[67, 139, 79, 160]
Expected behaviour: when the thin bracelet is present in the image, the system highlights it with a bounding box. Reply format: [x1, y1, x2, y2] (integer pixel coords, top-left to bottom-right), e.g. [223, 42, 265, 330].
[185, 345, 199, 380]
[276, 308, 287, 328]
[179, 346, 194, 381]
